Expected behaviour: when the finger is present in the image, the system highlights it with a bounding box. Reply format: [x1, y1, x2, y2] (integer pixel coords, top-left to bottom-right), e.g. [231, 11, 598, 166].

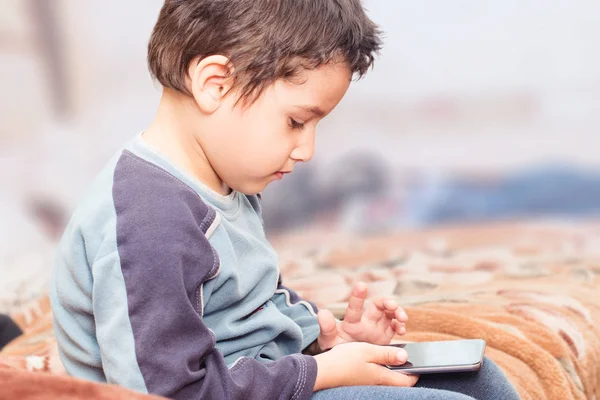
[391, 319, 399, 334]
[344, 282, 368, 324]
[383, 299, 402, 321]
[397, 321, 406, 336]
[395, 307, 408, 323]
[376, 366, 420, 387]
[385, 321, 395, 338]
[391, 319, 406, 336]
[365, 297, 391, 322]
[383, 298, 399, 311]
[317, 309, 337, 348]
[367, 343, 408, 366]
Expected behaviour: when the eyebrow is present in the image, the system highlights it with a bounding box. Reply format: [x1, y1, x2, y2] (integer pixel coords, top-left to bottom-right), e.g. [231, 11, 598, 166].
[297, 105, 326, 118]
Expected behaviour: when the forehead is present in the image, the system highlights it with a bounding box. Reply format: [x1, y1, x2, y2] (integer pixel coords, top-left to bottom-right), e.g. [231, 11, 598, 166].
[274, 62, 352, 111]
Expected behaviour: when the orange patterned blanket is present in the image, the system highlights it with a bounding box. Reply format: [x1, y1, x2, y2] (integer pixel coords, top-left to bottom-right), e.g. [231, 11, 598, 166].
[273, 221, 600, 400]
[2, 221, 599, 399]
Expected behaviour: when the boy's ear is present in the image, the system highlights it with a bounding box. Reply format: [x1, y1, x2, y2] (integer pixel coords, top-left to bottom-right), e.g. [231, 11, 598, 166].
[188, 55, 234, 114]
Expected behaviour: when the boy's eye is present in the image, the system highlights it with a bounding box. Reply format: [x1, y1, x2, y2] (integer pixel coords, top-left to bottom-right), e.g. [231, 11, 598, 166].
[289, 118, 305, 130]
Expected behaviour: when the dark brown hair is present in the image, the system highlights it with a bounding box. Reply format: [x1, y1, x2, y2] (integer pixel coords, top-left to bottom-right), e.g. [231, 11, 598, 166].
[148, 0, 382, 105]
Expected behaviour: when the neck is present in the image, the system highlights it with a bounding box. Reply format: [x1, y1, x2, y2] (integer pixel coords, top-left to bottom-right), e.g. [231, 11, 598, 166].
[143, 88, 231, 195]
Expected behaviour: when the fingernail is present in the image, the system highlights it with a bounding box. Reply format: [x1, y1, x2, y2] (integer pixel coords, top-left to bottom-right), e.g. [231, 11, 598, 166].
[400, 311, 408, 320]
[397, 350, 407, 362]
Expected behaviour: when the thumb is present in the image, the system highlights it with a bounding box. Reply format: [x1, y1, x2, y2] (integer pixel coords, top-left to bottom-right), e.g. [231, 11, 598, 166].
[317, 309, 338, 349]
[366, 344, 419, 388]
[368, 344, 409, 367]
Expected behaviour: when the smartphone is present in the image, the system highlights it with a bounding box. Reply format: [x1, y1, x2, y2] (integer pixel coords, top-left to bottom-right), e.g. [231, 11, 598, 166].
[386, 339, 486, 374]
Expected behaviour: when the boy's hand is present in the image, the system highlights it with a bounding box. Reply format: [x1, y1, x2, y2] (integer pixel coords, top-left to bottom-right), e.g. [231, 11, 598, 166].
[317, 282, 407, 351]
[313, 342, 418, 391]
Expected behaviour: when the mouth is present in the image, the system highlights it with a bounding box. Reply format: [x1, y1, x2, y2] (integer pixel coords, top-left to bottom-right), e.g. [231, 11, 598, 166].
[274, 171, 291, 180]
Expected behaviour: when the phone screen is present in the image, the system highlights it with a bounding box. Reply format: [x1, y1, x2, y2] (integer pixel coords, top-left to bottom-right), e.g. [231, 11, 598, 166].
[388, 339, 486, 372]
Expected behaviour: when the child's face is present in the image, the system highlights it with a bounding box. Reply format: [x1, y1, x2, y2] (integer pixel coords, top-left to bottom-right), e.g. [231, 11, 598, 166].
[198, 61, 352, 195]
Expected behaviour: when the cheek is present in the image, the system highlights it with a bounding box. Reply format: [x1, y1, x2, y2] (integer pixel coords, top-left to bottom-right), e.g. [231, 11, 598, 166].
[217, 126, 287, 174]
[215, 102, 292, 171]
[244, 129, 292, 167]
[234, 118, 292, 157]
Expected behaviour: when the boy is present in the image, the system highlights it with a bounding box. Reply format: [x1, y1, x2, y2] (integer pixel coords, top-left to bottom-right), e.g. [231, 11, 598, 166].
[51, 1, 520, 399]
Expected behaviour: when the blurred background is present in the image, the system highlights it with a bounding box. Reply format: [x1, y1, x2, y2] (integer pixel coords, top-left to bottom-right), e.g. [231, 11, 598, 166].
[3, 1, 600, 306]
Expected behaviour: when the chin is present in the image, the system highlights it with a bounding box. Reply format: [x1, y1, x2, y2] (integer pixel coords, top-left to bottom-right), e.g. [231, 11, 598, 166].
[229, 181, 265, 196]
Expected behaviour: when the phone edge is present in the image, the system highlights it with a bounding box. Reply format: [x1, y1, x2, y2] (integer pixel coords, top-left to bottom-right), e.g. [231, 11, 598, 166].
[387, 361, 483, 375]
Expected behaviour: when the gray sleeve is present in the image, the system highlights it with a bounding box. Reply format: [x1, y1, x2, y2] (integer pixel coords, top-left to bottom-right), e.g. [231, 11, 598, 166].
[105, 151, 318, 399]
[273, 276, 321, 351]
[246, 192, 321, 350]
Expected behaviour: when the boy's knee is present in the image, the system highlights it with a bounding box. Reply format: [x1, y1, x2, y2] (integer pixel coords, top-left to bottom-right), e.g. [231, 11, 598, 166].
[479, 356, 506, 378]
[476, 357, 520, 400]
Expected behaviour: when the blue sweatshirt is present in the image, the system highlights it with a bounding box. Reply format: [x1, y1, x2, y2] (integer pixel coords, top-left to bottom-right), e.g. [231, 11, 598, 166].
[50, 133, 321, 399]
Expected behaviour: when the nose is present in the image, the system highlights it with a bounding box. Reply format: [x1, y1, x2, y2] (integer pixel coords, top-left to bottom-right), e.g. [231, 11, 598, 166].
[289, 129, 315, 162]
